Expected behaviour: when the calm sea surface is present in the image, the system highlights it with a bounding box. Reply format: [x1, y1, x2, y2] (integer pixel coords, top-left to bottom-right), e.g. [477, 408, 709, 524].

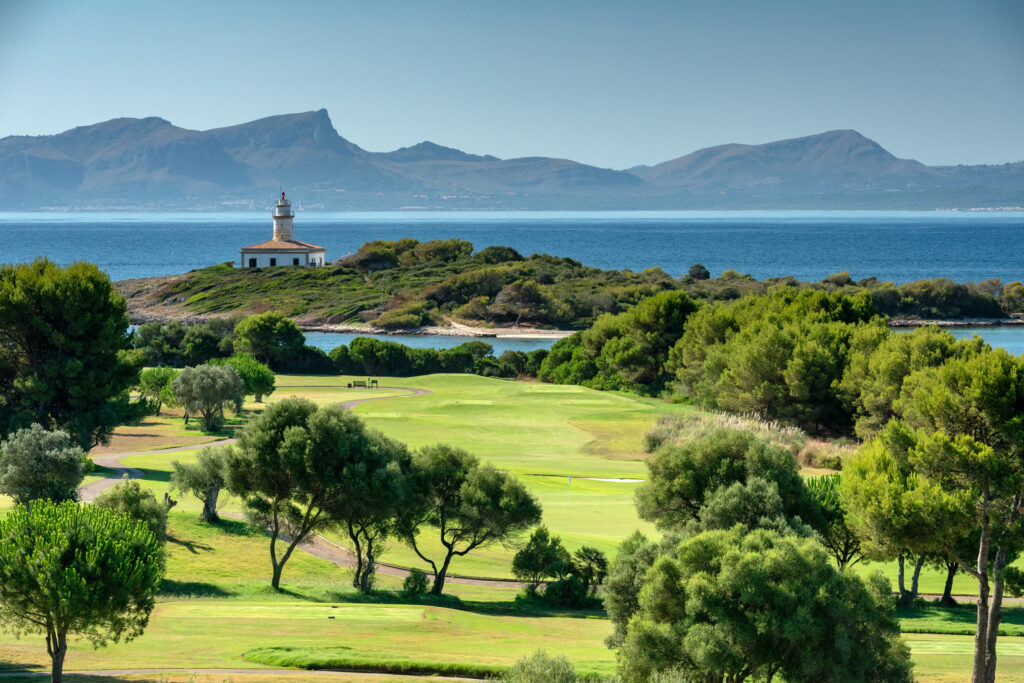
[3, 210, 1023, 354]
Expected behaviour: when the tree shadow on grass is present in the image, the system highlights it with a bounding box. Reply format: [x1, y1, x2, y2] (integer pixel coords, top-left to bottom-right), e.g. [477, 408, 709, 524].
[166, 534, 213, 554]
[158, 578, 234, 599]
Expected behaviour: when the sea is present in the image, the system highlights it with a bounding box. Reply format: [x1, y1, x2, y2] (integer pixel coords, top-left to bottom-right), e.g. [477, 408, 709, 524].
[2, 210, 1022, 355]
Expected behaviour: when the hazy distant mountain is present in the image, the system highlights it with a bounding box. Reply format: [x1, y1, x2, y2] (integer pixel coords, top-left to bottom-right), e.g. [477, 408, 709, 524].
[0, 110, 1020, 209]
[631, 130, 937, 189]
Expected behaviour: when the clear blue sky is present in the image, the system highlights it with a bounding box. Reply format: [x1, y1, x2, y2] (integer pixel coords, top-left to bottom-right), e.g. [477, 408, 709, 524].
[1, 0, 1022, 168]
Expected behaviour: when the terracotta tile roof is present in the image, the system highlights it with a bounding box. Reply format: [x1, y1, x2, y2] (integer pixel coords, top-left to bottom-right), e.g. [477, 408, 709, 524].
[240, 239, 326, 252]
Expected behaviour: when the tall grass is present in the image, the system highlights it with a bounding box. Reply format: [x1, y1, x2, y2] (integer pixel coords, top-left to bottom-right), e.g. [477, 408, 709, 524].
[644, 411, 856, 470]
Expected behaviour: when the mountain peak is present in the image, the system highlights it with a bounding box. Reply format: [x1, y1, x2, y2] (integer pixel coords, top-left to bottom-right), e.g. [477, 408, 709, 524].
[382, 140, 499, 163]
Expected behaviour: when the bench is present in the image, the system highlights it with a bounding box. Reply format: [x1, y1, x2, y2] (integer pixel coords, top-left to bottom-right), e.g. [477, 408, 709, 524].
[352, 380, 367, 388]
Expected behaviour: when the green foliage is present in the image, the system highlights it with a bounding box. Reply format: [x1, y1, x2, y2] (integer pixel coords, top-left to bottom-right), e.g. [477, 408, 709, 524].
[226, 398, 375, 589]
[138, 367, 178, 414]
[669, 288, 881, 434]
[94, 477, 169, 543]
[498, 650, 579, 683]
[131, 317, 238, 367]
[0, 258, 141, 448]
[571, 546, 608, 596]
[233, 311, 305, 368]
[615, 527, 913, 683]
[635, 427, 819, 532]
[838, 324, 982, 440]
[400, 444, 542, 595]
[0, 424, 86, 508]
[402, 568, 430, 597]
[1001, 281, 1024, 314]
[806, 472, 863, 570]
[687, 263, 710, 280]
[171, 363, 245, 431]
[511, 526, 570, 596]
[0, 500, 164, 681]
[542, 575, 589, 608]
[539, 289, 698, 394]
[326, 431, 414, 593]
[213, 353, 275, 402]
[171, 445, 230, 523]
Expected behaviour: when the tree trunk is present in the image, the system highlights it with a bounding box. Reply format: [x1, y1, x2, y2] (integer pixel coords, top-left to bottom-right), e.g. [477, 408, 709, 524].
[431, 550, 455, 595]
[271, 560, 283, 590]
[46, 627, 67, 683]
[971, 521, 992, 683]
[983, 545, 1008, 683]
[200, 491, 219, 523]
[941, 561, 959, 607]
[896, 555, 910, 605]
[910, 555, 925, 601]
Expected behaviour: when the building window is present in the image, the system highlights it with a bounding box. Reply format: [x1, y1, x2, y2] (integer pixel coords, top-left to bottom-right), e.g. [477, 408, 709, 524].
[270, 258, 276, 266]
[248, 258, 256, 267]
[293, 258, 300, 265]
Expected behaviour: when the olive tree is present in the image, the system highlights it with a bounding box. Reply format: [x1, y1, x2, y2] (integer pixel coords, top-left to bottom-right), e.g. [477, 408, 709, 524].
[171, 364, 244, 431]
[325, 431, 414, 592]
[401, 444, 542, 595]
[0, 424, 87, 508]
[171, 445, 230, 523]
[226, 398, 372, 589]
[0, 500, 164, 683]
[0, 259, 142, 448]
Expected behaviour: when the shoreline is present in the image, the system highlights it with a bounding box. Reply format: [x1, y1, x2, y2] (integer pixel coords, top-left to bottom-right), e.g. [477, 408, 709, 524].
[127, 311, 1024, 337]
[888, 318, 1024, 329]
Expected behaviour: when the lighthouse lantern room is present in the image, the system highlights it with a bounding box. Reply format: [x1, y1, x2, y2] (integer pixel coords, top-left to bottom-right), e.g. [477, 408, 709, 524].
[238, 192, 327, 268]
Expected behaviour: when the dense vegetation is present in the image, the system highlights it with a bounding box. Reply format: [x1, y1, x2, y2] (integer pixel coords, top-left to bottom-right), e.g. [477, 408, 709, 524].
[118, 239, 1024, 330]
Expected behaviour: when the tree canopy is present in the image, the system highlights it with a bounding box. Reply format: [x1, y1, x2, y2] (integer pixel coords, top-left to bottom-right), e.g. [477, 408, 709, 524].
[400, 444, 542, 595]
[171, 364, 244, 431]
[0, 259, 142, 448]
[171, 445, 230, 523]
[226, 398, 373, 589]
[614, 527, 913, 683]
[0, 424, 86, 508]
[233, 312, 304, 368]
[0, 500, 164, 683]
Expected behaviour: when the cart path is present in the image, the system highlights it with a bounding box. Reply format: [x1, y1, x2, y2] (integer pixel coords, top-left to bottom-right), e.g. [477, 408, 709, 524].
[77, 384, 526, 588]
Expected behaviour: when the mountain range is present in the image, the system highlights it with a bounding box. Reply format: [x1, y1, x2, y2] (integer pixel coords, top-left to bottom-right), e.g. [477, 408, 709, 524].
[1, 109, 1021, 210]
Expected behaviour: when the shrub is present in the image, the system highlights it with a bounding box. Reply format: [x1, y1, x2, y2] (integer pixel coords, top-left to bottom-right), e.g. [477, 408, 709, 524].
[0, 424, 87, 507]
[402, 568, 430, 597]
[94, 478, 170, 542]
[498, 650, 578, 683]
[543, 576, 589, 608]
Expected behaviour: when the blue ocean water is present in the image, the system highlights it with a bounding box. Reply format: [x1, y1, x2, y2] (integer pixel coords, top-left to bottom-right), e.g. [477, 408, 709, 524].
[3, 210, 1023, 354]
[1, 210, 1022, 284]
[303, 331, 557, 356]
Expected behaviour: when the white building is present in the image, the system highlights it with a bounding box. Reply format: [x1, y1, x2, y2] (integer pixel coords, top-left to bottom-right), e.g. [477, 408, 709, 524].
[239, 192, 327, 268]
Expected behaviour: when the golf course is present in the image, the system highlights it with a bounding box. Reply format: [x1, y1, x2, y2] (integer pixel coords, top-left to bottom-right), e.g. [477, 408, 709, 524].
[0, 371, 1019, 681]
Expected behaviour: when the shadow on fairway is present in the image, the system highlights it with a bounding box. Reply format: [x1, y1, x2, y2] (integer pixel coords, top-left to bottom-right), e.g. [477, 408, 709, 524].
[158, 578, 234, 598]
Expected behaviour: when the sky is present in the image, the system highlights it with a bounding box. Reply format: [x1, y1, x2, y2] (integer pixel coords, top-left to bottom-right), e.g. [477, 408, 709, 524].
[0, 0, 1022, 169]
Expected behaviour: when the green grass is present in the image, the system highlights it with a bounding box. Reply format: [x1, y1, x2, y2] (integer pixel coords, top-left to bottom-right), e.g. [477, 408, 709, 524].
[899, 605, 1024, 637]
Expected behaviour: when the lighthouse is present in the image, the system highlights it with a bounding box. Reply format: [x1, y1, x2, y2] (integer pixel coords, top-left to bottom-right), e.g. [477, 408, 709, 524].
[272, 192, 295, 240]
[238, 191, 327, 268]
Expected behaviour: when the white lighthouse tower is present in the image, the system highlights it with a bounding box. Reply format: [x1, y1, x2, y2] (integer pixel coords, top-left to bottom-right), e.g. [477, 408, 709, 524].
[238, 191, 327, 268]
[272, 191, 295, 241]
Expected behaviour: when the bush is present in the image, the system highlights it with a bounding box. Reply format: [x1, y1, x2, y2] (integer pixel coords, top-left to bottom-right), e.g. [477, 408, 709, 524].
[94, 478, 169, 542]
[542, 576, 589, 608]
[497, 650, 578, 683]
[402, 568, 430, 597]
[0, 424, 87, 507]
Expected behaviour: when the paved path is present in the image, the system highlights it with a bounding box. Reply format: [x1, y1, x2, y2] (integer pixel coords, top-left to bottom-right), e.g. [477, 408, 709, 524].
[78, 385, 525, 588]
